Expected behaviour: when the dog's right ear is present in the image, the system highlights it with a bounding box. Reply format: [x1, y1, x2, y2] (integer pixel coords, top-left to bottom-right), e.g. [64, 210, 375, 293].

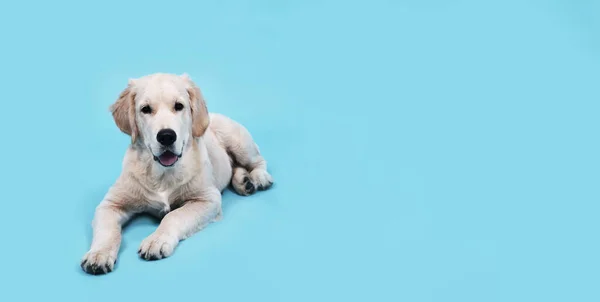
[109, 79, 138, 143]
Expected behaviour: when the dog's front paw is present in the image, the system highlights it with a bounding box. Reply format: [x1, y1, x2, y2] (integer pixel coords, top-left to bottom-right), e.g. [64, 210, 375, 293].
[81, 250, 116, 275]
[138, 232, 178, 261]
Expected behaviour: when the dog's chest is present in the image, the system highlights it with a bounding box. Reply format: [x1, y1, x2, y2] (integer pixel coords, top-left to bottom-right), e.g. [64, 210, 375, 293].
[148, 190, 173, 215]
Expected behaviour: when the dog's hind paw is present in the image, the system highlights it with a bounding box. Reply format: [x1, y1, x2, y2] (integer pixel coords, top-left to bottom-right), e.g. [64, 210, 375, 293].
[250, 168, 273, 190]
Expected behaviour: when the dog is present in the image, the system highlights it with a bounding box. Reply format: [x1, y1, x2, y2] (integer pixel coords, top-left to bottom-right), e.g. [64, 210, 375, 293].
[81, 73, 273, 275]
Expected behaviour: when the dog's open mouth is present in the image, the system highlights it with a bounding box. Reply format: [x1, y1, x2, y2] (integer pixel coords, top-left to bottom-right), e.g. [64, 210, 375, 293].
[154, 151, 180, 167]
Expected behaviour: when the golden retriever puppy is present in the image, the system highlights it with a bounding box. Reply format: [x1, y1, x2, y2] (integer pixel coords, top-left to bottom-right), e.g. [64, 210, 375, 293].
[81, 73, 273, 274]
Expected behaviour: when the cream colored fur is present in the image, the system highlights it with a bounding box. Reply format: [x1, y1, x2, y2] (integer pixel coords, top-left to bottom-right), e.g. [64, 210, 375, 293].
[81, 73, 273, 275]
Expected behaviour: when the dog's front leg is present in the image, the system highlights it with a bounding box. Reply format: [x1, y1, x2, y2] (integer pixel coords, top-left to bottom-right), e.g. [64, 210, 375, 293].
[138, 188, 222, 260]
[81, 202, 132, 274]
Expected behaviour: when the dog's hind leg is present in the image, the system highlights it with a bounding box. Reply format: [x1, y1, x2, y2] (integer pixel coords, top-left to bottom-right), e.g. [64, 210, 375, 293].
[229, 135, 273, 192]
[228, 135, 273, 194]
[211, 114, 274, 193]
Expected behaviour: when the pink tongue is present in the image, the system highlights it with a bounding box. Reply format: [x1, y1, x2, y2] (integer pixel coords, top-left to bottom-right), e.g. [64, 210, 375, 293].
[159, 152, 178, 166]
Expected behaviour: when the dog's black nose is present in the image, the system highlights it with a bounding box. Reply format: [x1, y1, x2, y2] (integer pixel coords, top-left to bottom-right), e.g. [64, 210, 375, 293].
[157, 129, 177, 146]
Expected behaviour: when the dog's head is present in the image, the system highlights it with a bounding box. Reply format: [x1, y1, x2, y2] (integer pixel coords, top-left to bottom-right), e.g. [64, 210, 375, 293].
[110, 73, 209, 167]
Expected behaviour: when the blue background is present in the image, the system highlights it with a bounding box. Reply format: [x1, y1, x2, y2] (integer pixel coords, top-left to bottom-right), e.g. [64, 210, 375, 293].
[0, 0, 598, 301]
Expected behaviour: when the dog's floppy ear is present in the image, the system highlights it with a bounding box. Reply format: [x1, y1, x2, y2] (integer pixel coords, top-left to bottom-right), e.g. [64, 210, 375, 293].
[110, 79, 138, 143]
[182, 73, 210, 137]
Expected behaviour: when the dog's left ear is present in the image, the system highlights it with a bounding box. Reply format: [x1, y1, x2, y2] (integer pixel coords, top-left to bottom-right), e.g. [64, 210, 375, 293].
[181, 73, 210, 137]
[110, 79, 138, 143]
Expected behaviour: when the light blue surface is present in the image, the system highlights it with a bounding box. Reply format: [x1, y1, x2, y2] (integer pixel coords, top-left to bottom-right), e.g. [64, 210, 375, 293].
[0, 0, 598, 301]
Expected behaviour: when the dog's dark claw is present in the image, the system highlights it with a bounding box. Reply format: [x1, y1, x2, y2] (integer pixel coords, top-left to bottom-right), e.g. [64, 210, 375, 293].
[245, 181, 256, 194]
[89, 263, 104, 275]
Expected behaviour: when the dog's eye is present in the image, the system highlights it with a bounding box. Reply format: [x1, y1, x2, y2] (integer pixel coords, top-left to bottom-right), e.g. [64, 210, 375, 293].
[141, 105, 152, 114]
[174, 102, 184, 111]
